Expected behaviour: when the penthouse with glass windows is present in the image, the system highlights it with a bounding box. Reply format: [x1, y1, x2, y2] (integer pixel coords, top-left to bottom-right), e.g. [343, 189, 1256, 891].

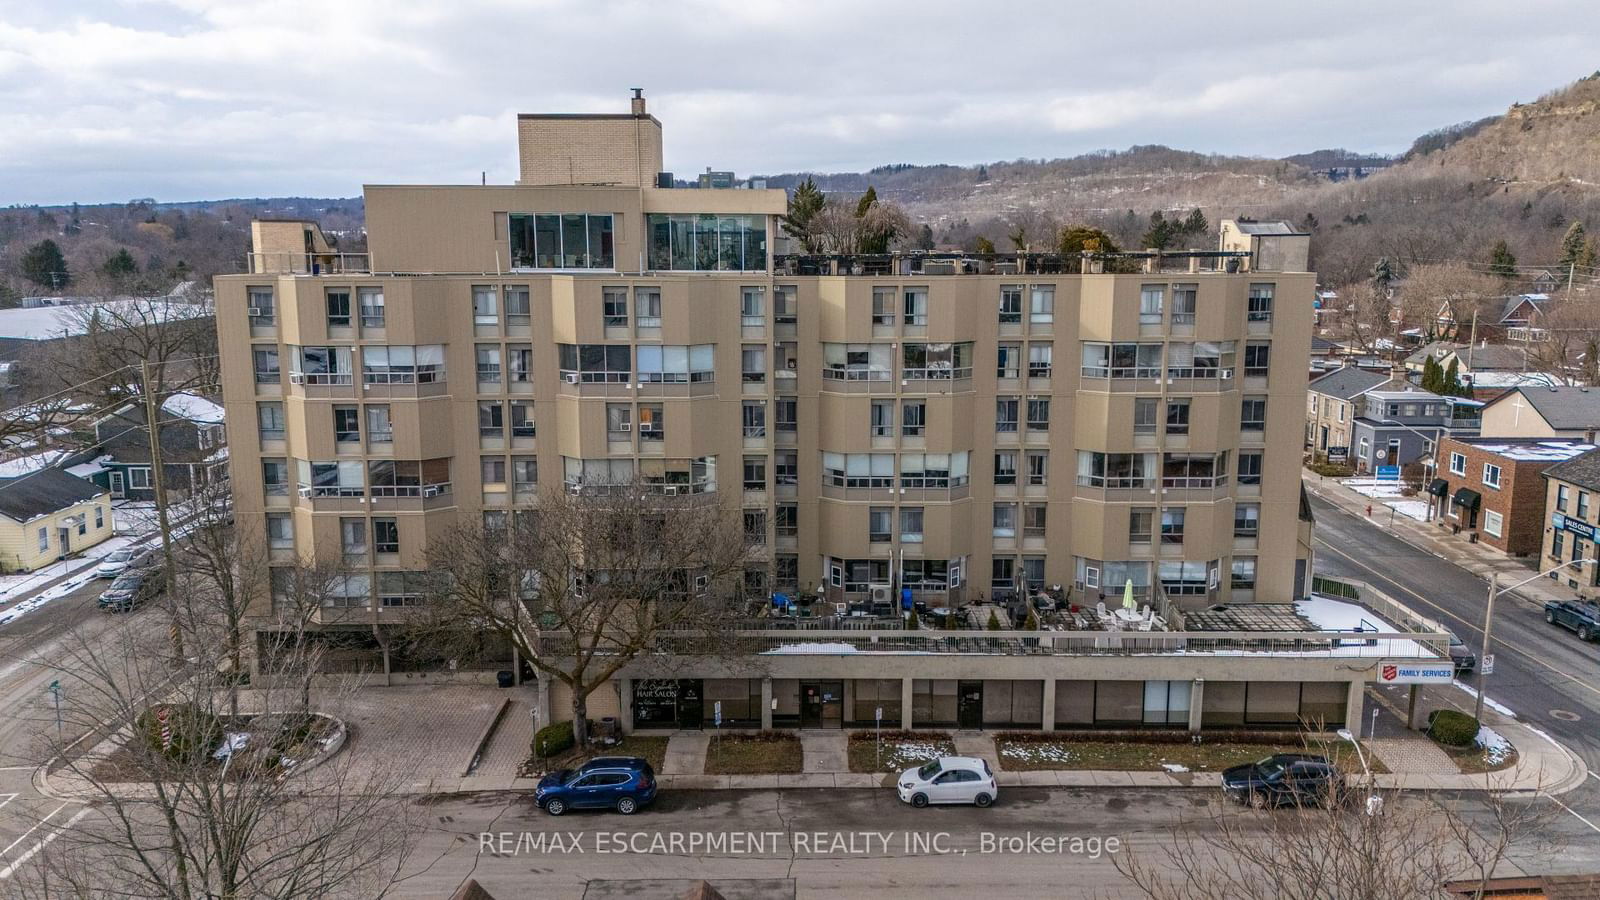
[216, 92, 1320, 678]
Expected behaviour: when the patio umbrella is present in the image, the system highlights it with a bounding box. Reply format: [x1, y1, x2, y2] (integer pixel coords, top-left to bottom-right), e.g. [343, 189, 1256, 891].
[1122, 579, 1137, 612]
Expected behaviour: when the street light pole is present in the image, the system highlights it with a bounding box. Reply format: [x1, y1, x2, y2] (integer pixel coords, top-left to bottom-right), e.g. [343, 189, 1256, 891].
[1476, 558, 1592, 723]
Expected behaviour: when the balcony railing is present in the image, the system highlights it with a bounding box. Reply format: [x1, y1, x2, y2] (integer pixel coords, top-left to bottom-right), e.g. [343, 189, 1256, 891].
[774, 249, 1255, 277]
[247, 252, 371, 275]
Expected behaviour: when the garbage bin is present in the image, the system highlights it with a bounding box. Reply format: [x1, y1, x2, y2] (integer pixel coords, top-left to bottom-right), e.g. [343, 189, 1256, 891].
[495, 670, 514, 688]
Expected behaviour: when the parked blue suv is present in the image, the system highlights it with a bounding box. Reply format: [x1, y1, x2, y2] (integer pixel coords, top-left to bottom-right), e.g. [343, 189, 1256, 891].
[535, 756, 657, 816]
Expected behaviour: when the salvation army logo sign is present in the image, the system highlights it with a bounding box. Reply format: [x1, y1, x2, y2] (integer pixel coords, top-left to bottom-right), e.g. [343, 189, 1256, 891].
[1381, 665, 1398, 681]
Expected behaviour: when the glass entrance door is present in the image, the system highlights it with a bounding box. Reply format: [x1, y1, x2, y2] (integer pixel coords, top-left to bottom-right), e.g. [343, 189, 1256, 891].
[958, 681, 984, 729]
[800, 681, 843, 728]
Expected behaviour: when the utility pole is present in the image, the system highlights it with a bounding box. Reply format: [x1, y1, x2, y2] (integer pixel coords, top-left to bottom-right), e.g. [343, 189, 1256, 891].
[141, 360, 183, 659]
[1475, 573, 1495, 725]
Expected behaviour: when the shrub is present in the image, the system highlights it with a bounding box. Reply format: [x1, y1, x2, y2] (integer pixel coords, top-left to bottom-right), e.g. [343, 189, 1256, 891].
[1427, 709, 1479, 748]
[849, 729, 949, 745]
[535, 720, 575, 756]
[136, 704, 223, 764]
[1306, 461, 1355, 477]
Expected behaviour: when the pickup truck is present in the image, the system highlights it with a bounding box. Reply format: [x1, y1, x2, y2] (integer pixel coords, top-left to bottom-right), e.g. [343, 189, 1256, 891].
[1544, 599, 1600, 642]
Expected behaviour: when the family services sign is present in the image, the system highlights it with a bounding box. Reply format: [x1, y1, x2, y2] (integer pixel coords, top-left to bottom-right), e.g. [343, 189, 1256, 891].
[1376, 661, 1455, 685]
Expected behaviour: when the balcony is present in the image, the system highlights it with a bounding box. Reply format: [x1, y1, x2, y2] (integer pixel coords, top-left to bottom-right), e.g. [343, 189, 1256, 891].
[247, 251, 371, 275]
[773, 249, 1253, 277]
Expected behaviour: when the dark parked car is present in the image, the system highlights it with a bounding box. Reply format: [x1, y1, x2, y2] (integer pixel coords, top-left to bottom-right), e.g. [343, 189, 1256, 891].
[535, 756, 656, 816]
[1221, 753, 1346, 809]
[97, 572, 160, 612]
[1447, 633, 1476, 673]
[1545, 599, 1600, 642]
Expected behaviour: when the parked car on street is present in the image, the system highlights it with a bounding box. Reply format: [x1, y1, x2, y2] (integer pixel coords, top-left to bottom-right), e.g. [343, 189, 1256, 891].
[896, 756, 998, 808]
[535, 756, 657, 816]
[1544, 599, 1600, 642]
[97, 572, 159, 612]
[1221, 753, 1347, 809]
[94, 546, 155, 579]
[1446, 633, 1477, 673]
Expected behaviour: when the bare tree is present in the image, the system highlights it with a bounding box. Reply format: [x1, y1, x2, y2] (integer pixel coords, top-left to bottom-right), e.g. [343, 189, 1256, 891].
[1525, 296, 1600, 384]
[1113, 784, 1558, 899]
[1397, 262, 1503, 341]
[404, 480, 756, 747]
[34, 295, 217, 407]
[1331, 280, 1398, 355]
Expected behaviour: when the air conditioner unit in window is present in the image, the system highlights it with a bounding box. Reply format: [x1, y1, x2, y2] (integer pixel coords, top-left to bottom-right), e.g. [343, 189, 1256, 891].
[694, 574, 709, 590]
[662, 485, 681, 496]
[247, 308, 263, 317]
[562, 373, 580, 384]
[288, 373, 306, 384]
[297, 487, 313, 499]
[868, 584, 893, 604]
[422, 485, 441, 498]
[617, 423, 631, 432]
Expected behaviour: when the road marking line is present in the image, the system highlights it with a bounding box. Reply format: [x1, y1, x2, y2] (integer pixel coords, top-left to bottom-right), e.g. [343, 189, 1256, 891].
[1315, 537, 1600, 703]
[0, 802, 70, 861]
[0, 794, 15, 811]
[0, 767, 37, 772]
[0, 806, 89, 879]
[1539, 790, 1600, 837]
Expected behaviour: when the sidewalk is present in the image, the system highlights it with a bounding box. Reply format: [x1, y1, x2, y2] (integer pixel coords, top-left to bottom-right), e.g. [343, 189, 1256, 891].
[1304, 473, 1579, 612]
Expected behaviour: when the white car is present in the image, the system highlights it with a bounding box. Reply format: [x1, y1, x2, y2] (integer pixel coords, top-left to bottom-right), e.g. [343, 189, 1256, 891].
[896, 756, 998, 808]
[95, 549, 138, 579]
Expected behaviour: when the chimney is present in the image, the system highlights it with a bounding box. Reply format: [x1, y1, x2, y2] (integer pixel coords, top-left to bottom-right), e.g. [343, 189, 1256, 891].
[630, 88, 646, 116]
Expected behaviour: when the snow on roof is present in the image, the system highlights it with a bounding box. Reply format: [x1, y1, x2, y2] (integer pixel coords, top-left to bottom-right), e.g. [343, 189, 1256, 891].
[1453, 440, 1595, 462]
[0, 449, 72, 478]
[0, 299, 211, 341]
[161, 393, 225, 424]
[1466, 371, 1562, 388]
[66, 454, 113, 479]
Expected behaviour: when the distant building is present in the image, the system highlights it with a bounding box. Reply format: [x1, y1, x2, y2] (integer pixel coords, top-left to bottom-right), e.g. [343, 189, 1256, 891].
[1304, 367, 1401, 460]
[1349, 389, 1480, 473]
[1479, 386, 1600, 439]
[1402, 341, 1462, 375]
[0, 468, 114, 573]
[1539, 449, 1600, 594]
[1432, 437, 1594, 557]
[1218, 219, 1311, 274]
[91, 392, 227, 500]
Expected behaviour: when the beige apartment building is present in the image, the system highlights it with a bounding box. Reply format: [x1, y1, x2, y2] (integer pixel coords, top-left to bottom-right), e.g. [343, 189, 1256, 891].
[215, 95, 1318, 679]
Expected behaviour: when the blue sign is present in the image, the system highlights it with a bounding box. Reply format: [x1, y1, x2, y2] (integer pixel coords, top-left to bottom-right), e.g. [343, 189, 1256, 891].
[1376, 465, 1401, 482]
[1553, 513, 1596, 541]
[901, 588, 913, 610]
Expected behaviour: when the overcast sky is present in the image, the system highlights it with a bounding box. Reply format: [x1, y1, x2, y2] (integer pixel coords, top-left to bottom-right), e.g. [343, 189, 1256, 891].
[2, 0, 1598, 205]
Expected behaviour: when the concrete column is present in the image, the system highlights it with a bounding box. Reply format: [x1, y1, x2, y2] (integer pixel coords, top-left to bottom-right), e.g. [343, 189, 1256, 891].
[1407, 685, 1421, 730]
[761, 678, 773, 730]
[619, 678, 634, 735]
[511, 645, 521, 686]
[533, 676, 553, 730]
[1041, 679, 1057, 731]
[900, 678, 914, 730]
[1344, 679, 1366, 734]
[1187, 679, 1205, 734]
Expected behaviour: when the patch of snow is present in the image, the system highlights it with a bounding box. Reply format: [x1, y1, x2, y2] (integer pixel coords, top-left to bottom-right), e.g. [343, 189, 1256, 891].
[1453, 681, 1517, 718]
[765, 642, 859, 654]
[1386, 500, 1431, 522]
[1476, 726, 1513, 766]
[1297, 595, 1401, 632]
[0, 449, 73, 477]
[162, 393, 225, 425]
[1161, 763, 1190, 773]
[1000, 743, 1075, 764]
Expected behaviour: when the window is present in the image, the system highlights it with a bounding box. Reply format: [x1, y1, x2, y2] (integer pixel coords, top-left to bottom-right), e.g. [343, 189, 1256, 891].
[1484, 510, 1504, 538]
[475, 345, 502, 384]
[481, 456, 507, 485]
[128, 467, 152, 489]
[1162, 452, 1227, 488]
[644, 213, 765, 271]
[253, 348, 280, 384]
[1483, 463, 1502, 489]
[1167, 341, 1235, 379]
[299, 460, 365, 497]
[266, 513, 293, 549]
[1235, 503, 1260, 537]
[868, 508, 893, 543]
[900, 452, 969, 489]
[1165, 399, 1190, 435]
[352, 286, 384, 329]
[775, 398, 797, 433]
[900, 507, 924, 543]
[1025, 451, 1048, 486]
[503, 400, 531, 438]
[991, 557, 1015, 591]
[902, 342, 973, 379]
[257, 402, 285, 441]
[1449, 452, 1466, 476]
[558, 344, 631, 383]
[979, 286, 1016, 330]
[602, 287, 628, 327]
[1553, 531, 1565, 560]
[262, 459, 288, 495]
[1029, 285, 1054, 324]
[1244, 343, 1270, 377]
[1023, 503, 1047, 538]
[1081, 342, 1163, 378]
[1134, 397, 1158, 435]
[741, 286, 765, 327]
[822, 343, 892, 381]
[326, 289, 351, 327]
[993, 503, 1016, 538]
[373, 518, 399, 553]
[742, 401, 766, 438]
[504, 286, 530, 326]
[774, 285, 797, 324]
[994, 451, 1018, 486]
[472, 285, 499, 325]
[1027, 343, 1052, 378]
[333, 406, 360, 443]
[247, 286, 275, 325]
[1161, 508, 1185, 544]
[76, 515, 86, 536]
[638, 404, 664, 441]
[1581, 491, 1591, 519]
[512, 457, 537, 494]
[1172, 283, 1197, 325]
[823, 453, 895, 488]
[1139, 285, 1164, 325]
[507, 345, 532, 383]
[510, 213, 615, 268]
[775, 451, 798, 486]
[1161, 560, 1212, 596]
[743, 456, 766, 490]
[94, 505, 104, 529]
[1558, 484, 1571, 512]
[341, 518, 367, 556]
[776, 504, 798, 537]
[996, 397, 1019, 433]
[478, 402, 503, 438]
[1231, 557, 1257, 589]
[37, 527, 48, 553]
[1129, 508, 1154, 543]
[775, 553, 798, 589]
[744, 510, 767, 545]
[1241, 397, 1267, 432]
[902, 401, 926, 437]
[606, 403, 633, 439]
[362, 345, 445, 384]
[1077, 451, 1157, 489]
[741, 346, 766, 383]
[634, 288, 662, 327]
[377, 572, 427, 607]
[1247, 283, 1274, 322]
[870, 400, 894, 437]
[1026, 397, 1050, 431]
[997, 343, 1021, 379]
[903, 287, 928, 325]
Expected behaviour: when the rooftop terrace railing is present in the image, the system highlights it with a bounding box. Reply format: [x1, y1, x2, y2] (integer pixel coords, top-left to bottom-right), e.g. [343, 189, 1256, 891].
[772, 250, 1254, 278]
[247, 252, 371, 275]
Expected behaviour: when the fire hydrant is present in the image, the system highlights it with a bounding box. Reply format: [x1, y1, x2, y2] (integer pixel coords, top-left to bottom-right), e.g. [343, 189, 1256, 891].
[1365, 504, 1372, 517]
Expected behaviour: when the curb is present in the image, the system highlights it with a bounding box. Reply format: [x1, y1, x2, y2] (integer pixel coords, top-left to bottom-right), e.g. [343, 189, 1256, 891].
[462, 697, 511, 777]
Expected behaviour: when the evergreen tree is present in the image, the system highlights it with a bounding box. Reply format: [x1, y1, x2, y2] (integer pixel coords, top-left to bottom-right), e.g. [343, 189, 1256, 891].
[986, 609, 1002, 631]
[1007, 223, 1028, 251]
[975, 165, 989, 182]
[780, 177, 827, 253]
[1141, 211, 1175, 250]
[905, 608, 920, 630]
[974, 236, 996, 255]
[1559, 221, 1588, 269]
[1182, 208, 1208, 237]
[1421, 357, 1439, 392]
[1023, 609, 1040, 631]
[20, 239, 69, 289]
[102, 248, 139, 279]
[1488, 240, 1517, 279]
[916, 224, 934, 251]
[0, 282, 18, 310]
[1301, 212, 1319, 232]
[854, 186, 879, 218]
[1371, 257, 1395, 292]
[1443, 358, 1465, 396]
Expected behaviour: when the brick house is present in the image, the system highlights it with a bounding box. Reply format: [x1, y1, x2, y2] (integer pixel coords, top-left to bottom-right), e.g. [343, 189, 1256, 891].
[1429, 437, 1595, 556]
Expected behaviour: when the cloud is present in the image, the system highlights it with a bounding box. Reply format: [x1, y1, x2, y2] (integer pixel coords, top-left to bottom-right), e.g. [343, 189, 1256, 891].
[1, 0, 1598, 203]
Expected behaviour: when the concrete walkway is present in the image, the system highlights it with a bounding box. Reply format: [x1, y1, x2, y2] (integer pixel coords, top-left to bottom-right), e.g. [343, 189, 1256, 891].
[799, 731, 847, 773]
[660, 731, 709, 775]
[953, 731, 1001, 772]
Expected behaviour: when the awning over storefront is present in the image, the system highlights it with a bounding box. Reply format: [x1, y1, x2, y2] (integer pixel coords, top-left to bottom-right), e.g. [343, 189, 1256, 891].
[1452, 487, 1481, 509]
[1427, 478, 1449, 497]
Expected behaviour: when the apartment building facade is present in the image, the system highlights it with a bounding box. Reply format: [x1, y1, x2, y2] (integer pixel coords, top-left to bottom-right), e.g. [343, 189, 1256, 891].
[214, 96, 1316, 646]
